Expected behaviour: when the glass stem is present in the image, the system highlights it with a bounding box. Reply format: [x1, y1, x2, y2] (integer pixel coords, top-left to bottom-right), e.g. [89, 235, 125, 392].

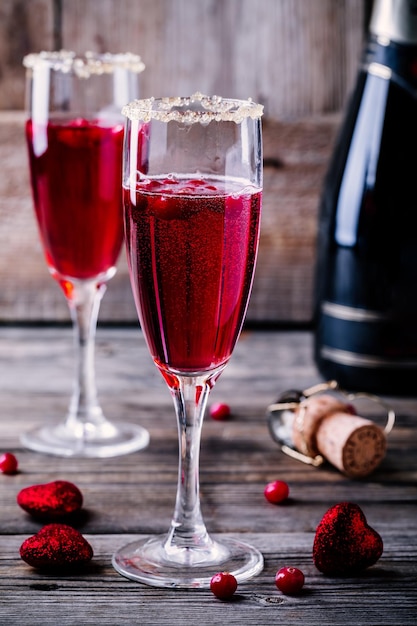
[164, 374, 216, 560]
[65, 279, 109, 438]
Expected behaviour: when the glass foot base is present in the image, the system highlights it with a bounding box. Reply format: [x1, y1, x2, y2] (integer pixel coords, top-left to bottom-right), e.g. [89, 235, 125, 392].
[112, 535, 264, 588]
[20, 422, 150, 458]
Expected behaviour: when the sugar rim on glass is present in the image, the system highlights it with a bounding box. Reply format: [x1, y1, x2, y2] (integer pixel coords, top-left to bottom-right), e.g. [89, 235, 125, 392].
[122, 92, 264, 124]
[23, 50, 145, 78]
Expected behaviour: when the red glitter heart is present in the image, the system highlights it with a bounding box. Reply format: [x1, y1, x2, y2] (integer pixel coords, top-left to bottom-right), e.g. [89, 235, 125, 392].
[20, 523, 93, 569]
[17, 480, 83, 519]
[313, 502, 383, 576]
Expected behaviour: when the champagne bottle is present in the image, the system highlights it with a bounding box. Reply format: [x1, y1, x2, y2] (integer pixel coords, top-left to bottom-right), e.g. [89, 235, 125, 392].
[314, 0, 417, 395]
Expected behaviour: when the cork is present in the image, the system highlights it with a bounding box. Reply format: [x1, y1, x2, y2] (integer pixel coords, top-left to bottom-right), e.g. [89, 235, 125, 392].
[293, 395, 386, 478]
[292, 395, 348, 457]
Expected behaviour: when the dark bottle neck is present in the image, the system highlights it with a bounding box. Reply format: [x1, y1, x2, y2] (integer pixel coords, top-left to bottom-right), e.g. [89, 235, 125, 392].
[370, 0, 417, 44]
[363, 36, 417, 90]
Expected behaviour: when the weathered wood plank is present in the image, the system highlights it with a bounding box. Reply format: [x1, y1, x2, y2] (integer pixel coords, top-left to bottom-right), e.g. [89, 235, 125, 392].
[0, 533, 416, 626]
[0, 0, 364, 117]
[0, 113, 340, 323]
[0, 0, 364, 323]
[0, 0, 366, 324]
[0, 0, 55, 109]
[0, 328, 416, 625]
[60, 0, 364, 118]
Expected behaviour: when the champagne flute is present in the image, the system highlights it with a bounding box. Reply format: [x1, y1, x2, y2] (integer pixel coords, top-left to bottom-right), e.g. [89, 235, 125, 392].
[112, 93, 264, 587]
[22, 50, 150, 457]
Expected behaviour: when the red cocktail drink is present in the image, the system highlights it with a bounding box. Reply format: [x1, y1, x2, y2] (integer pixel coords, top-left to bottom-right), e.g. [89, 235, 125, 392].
[26, 118, 124, 282]
[124, 176, 261, 376]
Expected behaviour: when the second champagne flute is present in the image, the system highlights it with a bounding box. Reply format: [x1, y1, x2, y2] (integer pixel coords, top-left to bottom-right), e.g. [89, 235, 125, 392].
[22, 51, 150, 457]
[113, 93, 264, 587]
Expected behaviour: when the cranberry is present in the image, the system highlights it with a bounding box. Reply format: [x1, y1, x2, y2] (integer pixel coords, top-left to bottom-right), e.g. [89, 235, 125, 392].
[275, 566, 305, 594]
[69, 117, 90, 127]
[264, 480, 289, 504]
[345, 403, 357, 415]
[209, 402, 231, 421]
[210, 572, 238, 599]
[153, 195, 179, 220]
[0, 452, 18, 475]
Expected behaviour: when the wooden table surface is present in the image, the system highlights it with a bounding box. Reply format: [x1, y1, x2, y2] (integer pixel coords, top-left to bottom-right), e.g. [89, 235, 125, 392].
[0, 327, 416, 625]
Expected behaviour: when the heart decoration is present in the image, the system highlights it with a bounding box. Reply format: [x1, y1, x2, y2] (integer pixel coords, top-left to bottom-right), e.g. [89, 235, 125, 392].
[17, 480, 83, 519]
[20, 523, 93, 569]
[313, 501, 383, 575]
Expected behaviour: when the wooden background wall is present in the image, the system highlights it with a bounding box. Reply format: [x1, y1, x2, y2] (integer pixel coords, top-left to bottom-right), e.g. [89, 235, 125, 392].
[0, 0, 368, 324]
